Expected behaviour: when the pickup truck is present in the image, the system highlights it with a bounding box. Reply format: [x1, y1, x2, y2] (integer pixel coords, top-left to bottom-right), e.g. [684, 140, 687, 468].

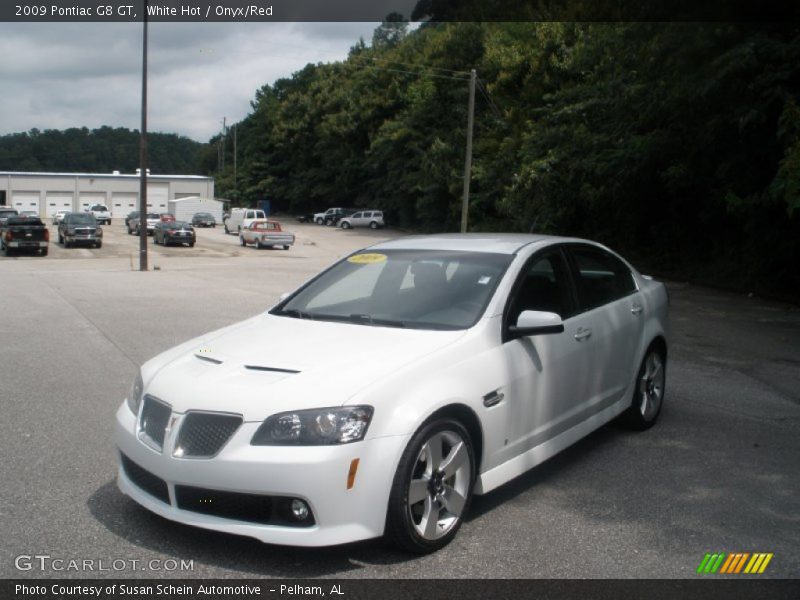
[89, 204, 112, 225]
[313, 207, 357, 226]
[1, 216, 49, 256]
[239, 220, 295, 250]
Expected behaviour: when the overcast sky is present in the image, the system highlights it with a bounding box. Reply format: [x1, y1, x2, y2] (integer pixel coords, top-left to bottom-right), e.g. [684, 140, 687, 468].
[0, 22, 383, 142]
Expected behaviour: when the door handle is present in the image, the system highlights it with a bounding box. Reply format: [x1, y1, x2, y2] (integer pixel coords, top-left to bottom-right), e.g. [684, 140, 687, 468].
[631, 304, 643, 315]
[574, 327, 592, 341]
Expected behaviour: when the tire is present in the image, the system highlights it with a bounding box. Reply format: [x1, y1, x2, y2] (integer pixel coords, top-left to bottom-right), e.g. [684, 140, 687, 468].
[189, 242, 195, 247]
[622, 346, 666, 430]
[385, 418, 475, 554]
[41, 247, 48, 256]
[95, 242, 102, 249]
[370, 221, 379, 229]
[63, 237, 70, 248]
[341, 221, 351, 229]
[315, 217, 324, 225]
[224, 223, 230, 234]
[283, 245, 290, 250]
[240, 236, 246, 247]
[58, 233, 63, 244]
[5, 246, 13, 257]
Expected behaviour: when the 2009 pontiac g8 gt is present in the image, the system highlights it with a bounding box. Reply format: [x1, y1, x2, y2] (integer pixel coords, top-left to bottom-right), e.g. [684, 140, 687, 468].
[116, 234, 668, 553]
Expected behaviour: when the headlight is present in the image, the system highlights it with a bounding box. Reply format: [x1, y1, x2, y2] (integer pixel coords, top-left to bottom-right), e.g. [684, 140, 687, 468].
[251, 406, 373, 446]
[126, 372, 144, 415]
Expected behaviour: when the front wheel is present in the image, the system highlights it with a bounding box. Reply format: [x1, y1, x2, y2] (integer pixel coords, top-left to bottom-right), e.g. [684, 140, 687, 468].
[622, 347, 666, 430]
[341, 221, 351, 229]
[385, 418, 475, 554]
[240, 236, 246, 247]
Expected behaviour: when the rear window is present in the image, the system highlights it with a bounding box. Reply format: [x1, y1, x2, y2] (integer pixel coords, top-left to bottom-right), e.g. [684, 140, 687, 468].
[7, 217, 43, 226]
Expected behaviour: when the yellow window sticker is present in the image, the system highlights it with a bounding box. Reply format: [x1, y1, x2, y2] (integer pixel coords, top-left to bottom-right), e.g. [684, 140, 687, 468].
[348, 253, 387, 264]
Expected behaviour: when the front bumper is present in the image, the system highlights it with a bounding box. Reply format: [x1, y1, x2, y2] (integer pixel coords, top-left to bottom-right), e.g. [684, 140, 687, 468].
[115, 403, 408, 547]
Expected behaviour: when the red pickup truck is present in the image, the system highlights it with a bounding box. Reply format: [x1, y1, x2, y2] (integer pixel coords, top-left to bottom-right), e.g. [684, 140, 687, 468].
[1, 216, 49, 256]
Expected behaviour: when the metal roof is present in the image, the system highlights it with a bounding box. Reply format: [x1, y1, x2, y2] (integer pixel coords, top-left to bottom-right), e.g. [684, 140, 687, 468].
[0, 170, 212, 181]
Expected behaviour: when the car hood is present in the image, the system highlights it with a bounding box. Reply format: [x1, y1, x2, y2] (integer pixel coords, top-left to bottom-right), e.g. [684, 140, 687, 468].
[144, 313, 465, 421]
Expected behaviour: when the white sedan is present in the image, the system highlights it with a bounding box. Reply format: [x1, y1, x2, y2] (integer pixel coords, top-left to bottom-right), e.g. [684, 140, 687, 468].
[115, 234, 668, 553]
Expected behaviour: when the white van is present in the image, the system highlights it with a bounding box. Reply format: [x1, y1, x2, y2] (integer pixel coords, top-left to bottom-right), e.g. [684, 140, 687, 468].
[223, 208, 266, 234]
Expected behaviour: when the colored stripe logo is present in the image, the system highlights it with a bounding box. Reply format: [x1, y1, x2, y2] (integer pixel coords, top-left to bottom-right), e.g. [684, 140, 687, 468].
[697, 553, 773, 574]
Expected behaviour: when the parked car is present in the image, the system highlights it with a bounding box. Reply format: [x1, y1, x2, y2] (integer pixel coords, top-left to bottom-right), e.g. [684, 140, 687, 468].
[115, 234, 668, 553]
[58, 213, 102, 248]
[0, 207, 18, 228]
[124, 211, 140, 227]
[313, 207, 357, 226]
[223, 208, 266, 234]
[153, 220, 195, 247]
[128, 212, 161, 235]
[53, 210, 71, 225]
[160, 213, 176, 223]
[339, 210, 385, 230]
[89, 204, 112, 225]
[239, 219, 294, 250]
[19, 210, 39, 219]
[1, 216, 49, 256]
[192, 212, 216, 228]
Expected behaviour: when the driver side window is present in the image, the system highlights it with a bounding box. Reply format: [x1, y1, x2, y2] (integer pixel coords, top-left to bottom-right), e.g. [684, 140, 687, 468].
[507, 250, 575, 323]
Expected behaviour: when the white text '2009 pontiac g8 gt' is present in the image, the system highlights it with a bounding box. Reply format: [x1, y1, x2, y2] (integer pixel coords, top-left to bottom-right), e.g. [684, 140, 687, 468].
[115, 234, 669, 553]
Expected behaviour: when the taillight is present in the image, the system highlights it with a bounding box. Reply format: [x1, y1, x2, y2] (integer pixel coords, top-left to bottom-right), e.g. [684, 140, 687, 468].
[4, 231, 11, 242]
[44, 229, 50, 242]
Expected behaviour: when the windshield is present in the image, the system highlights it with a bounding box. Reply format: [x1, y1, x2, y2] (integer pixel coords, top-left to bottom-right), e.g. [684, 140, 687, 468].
[67, 214, 96, 224]
[272, 249, 513, 330]
[195, 213, 213, 218]
[146, 213, 160, 219]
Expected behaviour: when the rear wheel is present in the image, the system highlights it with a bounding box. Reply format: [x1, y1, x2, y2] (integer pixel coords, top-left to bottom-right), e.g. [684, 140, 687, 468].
[283, 245, 290, 250]
[370, 221, 379, 229]
[41, 247, 48, 256]
[622, 346, 666, 430]
[385, 418, 475, 554]
[240, 236, 246, 247]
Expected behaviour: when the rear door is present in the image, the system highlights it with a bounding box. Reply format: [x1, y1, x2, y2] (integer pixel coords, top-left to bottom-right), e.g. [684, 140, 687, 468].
[564, 244, 644, 407]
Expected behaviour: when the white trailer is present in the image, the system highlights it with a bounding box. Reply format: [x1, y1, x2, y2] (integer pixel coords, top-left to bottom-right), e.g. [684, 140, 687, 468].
[167, 196, 224, 223]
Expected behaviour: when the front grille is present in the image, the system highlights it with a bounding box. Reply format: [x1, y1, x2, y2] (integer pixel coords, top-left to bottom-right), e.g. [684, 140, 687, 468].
[139, 395, 171, 450]
[174, 412, 242, 458]
[174, 485, 315, 526]
[120, 453, 170, 504]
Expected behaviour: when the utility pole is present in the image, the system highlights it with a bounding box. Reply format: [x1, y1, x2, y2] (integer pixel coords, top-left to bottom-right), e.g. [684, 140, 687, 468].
[220, 117, 226, 170]
[138, 1, 149, 271]
[460, 68, 476, 234]
[233, 123, 237, 198]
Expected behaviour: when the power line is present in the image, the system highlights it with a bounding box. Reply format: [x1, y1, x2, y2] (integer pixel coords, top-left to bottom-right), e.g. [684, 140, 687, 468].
[340, 61, 470, 82]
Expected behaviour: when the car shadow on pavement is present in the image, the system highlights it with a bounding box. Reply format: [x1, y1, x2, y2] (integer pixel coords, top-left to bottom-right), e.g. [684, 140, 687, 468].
[86, 481, 411, 577]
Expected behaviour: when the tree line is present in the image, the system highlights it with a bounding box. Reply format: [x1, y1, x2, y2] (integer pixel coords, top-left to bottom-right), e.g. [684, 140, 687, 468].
[0, 126, 202, 175]
[208, 20, 799, 297]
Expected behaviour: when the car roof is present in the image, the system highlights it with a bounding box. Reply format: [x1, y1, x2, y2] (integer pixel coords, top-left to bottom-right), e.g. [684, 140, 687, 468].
[368, 233, 582, 255]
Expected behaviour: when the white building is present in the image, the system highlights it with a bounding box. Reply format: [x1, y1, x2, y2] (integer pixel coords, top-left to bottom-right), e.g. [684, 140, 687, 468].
[0, 171, 215, 220]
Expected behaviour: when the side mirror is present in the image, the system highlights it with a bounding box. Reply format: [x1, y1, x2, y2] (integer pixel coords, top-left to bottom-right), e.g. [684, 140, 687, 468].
[508, 310, 564, 338]
[279, 292, 291, 301]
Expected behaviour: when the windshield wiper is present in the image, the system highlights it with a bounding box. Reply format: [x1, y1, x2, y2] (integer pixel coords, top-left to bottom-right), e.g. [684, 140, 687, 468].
[348, 314, 406, 328]
[279, 308, 312, 319]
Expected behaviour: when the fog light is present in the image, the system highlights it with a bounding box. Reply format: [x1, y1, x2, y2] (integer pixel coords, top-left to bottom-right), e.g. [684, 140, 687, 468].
[290, 499, 309, 521]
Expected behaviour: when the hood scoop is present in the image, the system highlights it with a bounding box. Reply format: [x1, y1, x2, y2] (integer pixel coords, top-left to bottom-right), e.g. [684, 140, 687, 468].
[194, 353, 223, 365]
[244, 365, 301, 374]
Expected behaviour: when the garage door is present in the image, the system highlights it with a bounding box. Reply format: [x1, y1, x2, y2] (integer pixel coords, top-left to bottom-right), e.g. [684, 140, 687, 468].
[45, 192, 74, 218]
[12, 192, 40, 215]
[110, 192, 137, 219]
[147, 184, 169, 213]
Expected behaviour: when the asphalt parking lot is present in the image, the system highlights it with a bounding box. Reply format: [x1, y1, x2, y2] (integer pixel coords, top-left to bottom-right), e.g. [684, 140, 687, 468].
[0, 222, 798, 579]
